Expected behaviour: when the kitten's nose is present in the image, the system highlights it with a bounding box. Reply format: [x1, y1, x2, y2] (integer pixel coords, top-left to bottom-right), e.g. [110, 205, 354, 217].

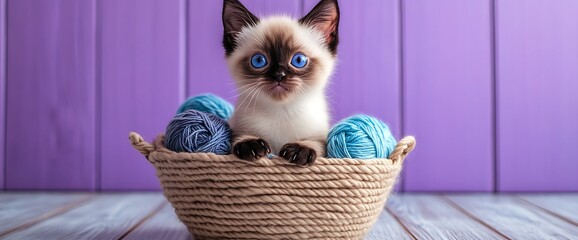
[273, 71, 287, 81]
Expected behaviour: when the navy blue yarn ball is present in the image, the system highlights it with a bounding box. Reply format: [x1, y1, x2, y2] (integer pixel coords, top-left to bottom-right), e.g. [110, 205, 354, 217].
[165, 110, 232, 154]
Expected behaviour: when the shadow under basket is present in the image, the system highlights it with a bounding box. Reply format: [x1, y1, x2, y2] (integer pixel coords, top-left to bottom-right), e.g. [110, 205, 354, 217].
[129, 132, 416, 240]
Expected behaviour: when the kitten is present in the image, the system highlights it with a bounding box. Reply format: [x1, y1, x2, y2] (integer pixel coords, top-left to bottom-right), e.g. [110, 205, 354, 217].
[222, 0, 339, 165]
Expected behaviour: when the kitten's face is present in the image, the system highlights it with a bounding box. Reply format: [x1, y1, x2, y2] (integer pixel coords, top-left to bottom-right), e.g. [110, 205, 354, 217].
[222, 0, 339, 103]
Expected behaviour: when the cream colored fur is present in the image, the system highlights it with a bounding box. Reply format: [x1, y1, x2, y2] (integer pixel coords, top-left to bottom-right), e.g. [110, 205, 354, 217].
[227, 16, 336, 153]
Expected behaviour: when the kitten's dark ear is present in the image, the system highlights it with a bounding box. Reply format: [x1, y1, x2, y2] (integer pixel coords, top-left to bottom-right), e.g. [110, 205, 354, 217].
[222, 0, 259, 55]
[299, 0, 340, 55]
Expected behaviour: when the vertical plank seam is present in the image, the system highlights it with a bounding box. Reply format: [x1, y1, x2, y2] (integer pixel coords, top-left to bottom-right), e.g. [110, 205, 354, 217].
[514, 196, 578, 227]
[440, 195, 512, 240]
[2, 0, 8, 190]
[94, 0, 103, 192]
[117, 201, 168, 240]
[398, 0, 406, 192]
[384, 205, 417, 240]
[490, 0, 499, 193]
[181, 0, 189, 101]
[0, 194, 96, 238]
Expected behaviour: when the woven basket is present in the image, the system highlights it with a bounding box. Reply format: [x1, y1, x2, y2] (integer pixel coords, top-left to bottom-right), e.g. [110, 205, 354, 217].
[129, 132, 415, 240]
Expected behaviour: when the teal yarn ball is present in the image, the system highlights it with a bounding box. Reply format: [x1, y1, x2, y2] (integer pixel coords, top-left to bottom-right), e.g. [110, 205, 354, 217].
[177, 94, 234, 120]
[327, 115, 397, 159]
[165, 110, 232, 154]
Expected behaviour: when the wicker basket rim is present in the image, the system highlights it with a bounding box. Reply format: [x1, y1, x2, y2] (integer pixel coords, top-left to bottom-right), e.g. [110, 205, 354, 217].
[129, 132, 415, 167]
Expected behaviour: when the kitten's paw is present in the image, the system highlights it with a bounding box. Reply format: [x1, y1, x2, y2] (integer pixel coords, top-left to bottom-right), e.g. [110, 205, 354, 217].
[233, 138, 271, 161]
[280, 143, 317, 166]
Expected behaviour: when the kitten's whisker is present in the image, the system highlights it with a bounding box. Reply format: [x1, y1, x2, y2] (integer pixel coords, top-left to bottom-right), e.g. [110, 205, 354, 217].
[326, 86, 336, 94]
[232, 82, 260, 98]
[325, 89, 337, 114]
[296, 86, 305, 95]
[245, 84, 262, 113]
[235, 82, 260, 94]
[327, 100, 336, 113]
[236, 85, 259, 112]
[251, 88, 262, 113]
[296, 85, 310, 96]
[236, 81, 259, 90]
[243, 88, 255, 112]
[230, 82, 259, 102]
[241, 85, 261, 112]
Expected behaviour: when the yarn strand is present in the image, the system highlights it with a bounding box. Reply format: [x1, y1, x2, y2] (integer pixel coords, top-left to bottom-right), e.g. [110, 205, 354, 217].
[165, 110, 232, 154]
[327, 115, 397, 159]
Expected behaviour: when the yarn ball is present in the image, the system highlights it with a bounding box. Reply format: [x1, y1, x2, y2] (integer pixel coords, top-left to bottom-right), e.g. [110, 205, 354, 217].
[165, 110, 232, 154]
[177, 94, 234, 120]
[327, 115, 397, 159]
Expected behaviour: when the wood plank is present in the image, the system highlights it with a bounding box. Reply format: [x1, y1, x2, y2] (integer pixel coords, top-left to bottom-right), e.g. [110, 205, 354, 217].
[365, 209, 413, 240]
[100, 0, 184, 190]
[518, 194, 578, 224]
[123, 202, 191, 240]
[446, 194, 578, 239]
[0, 0, 5, 190]
[387, 194, 503, 240]
[242, 0, 302, 17]
[6, 0, 96, 190]
[302, 0, 401, 132]
[2, 193, 165, 239]
[0, 193, 92, 237]
[187, 0, 301, 100]
[403, 0, 494, 191]
[496, 0, 578, 192]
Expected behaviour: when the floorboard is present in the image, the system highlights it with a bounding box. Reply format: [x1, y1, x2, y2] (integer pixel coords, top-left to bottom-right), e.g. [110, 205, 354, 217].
[2, 193, 164, 240]
[386, 194, 504, 240]
[365, 204, 414, 240]
[518, 194, 578, 225]
[1, 193, 576, 239]
[123, 202, 191, 240]
[0, 193, 92, 235]
[446, 194, 578, 240]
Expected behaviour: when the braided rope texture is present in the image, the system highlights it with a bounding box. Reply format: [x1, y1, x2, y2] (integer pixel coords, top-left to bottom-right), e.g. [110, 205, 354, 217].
[129, 132, 415, 240]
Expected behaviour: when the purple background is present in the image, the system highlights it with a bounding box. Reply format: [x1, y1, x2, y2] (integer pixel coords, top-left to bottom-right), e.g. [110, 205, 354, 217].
[1, 0, 577, 192]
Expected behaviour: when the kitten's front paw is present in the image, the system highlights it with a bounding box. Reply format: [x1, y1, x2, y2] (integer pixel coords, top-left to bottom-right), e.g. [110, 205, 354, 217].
[280, 143, 317, 166]
[233, 138, 271, 161]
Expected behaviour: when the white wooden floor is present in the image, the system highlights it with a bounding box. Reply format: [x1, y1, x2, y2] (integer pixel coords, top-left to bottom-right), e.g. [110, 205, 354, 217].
[0, 193, 576, 239]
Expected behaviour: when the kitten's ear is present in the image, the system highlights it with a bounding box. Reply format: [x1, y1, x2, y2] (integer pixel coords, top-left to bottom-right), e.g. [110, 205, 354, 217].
[222, 0, 259, 55]
[299, 0, 340, 55]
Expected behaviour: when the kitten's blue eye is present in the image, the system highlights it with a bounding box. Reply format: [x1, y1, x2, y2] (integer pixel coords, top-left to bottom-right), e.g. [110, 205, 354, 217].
[291, 53, 308, 68]
[251, 54, 268, 68]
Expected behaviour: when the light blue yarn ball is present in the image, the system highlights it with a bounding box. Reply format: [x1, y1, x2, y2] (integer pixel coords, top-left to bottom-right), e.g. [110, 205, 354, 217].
[327, 115, 397, 159]
[165, 110, 232, 154]
[177, 94, 234, 120]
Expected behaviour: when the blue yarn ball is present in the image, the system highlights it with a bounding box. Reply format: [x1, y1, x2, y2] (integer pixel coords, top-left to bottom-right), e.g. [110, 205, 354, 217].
[327, 115, 397, 159]
[177, 94, 234, 120]
[165, 110, 232, 154]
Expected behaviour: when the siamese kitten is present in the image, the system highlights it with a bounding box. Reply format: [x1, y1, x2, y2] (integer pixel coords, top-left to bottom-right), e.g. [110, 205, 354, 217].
[223, 0, 339, 165]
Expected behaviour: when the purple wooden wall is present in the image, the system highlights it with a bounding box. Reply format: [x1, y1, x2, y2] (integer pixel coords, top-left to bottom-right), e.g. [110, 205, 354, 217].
[6, 0, 97, 190]
[403, 0, 494, 192]
[0, 0, 5, 191]
[99, 0, 184, 190]
[1, 0, 577, 192]
[496, 0, 578, 191]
